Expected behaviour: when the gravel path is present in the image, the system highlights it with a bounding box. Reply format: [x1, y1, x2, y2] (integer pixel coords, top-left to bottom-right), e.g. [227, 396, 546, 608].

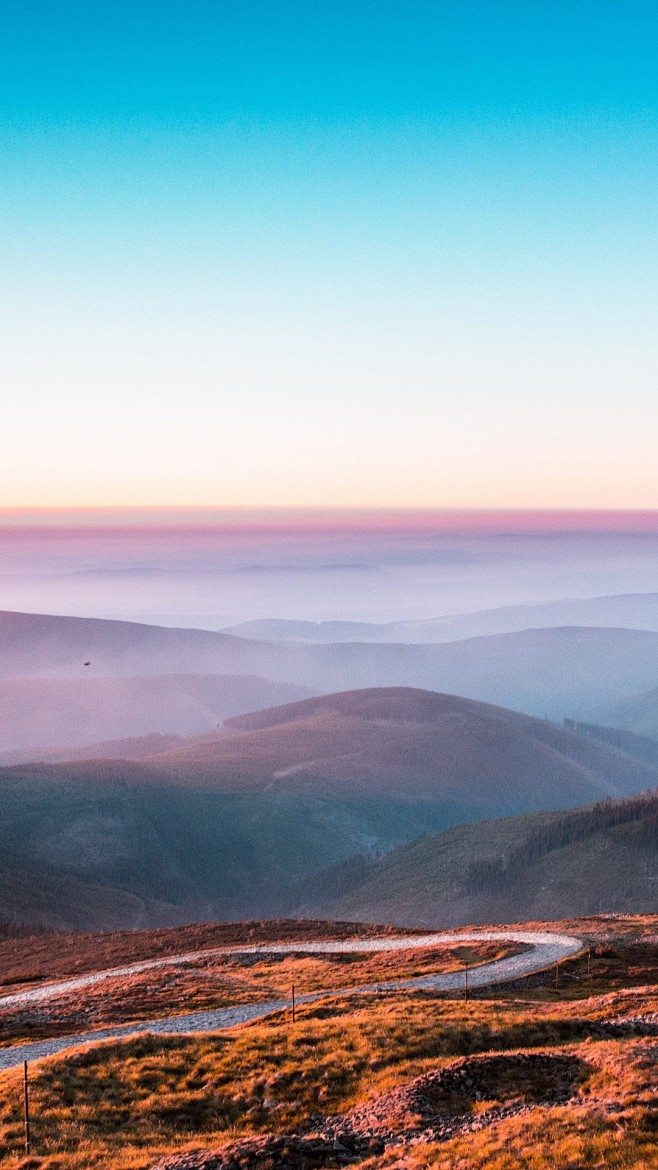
[0, 930, 582, 1073]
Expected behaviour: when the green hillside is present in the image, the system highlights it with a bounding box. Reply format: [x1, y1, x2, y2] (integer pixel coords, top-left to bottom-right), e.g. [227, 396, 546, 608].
[2, 688, 656, 932]
[0, 769, 442, 931]
[314, 789, 658, 926]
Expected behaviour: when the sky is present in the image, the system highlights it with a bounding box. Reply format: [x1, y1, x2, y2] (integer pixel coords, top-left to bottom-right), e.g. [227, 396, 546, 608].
[1, 1, 657, 509]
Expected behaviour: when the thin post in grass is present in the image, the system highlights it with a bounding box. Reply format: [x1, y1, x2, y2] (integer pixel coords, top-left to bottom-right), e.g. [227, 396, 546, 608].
[555, 962, 560, 991]
[587, 948, 591, 978]
[463, 964, 468, 1002]
[291, 982, 296, 1024]
[23, 1060, 30, 1156]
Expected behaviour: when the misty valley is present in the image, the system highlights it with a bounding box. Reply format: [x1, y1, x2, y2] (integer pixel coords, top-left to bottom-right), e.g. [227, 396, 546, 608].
[0, 522, 657, 1170]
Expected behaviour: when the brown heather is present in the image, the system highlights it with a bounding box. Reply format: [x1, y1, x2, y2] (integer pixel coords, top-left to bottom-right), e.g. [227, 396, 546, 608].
[0, 917, 654, 1170]
[0, 941, 521, 1047]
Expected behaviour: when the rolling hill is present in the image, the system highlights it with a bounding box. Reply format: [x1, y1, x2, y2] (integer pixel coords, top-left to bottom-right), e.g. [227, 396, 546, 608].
[144, 687, 658, 811]
[1, 687, 657, 931]
[311, 789, 658, 927]
[3, 608, 658, 717]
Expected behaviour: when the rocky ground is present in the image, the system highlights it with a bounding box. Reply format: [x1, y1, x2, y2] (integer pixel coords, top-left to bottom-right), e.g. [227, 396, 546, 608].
[147, 1050, 621, 1169]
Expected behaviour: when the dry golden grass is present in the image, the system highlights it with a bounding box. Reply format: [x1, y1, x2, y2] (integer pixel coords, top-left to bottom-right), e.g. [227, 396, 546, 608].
[0, 941, 522, 1046]
[0, 917, 654, 1170]
[0, 985, 656, 1169]
[371, 1043, 658, 1170]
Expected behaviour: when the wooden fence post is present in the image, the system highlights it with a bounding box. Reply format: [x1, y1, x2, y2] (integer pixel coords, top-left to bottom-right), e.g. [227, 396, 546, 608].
[23, 1061, 30, 1156]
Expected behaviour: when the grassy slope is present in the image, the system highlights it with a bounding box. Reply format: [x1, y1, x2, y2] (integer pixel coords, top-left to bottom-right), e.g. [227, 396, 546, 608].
[0, 916, 655, 1170]
[318, 790, 658, 926]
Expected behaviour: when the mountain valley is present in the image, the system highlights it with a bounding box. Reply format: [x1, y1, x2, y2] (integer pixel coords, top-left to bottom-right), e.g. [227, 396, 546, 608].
[0, 687, 656, 931]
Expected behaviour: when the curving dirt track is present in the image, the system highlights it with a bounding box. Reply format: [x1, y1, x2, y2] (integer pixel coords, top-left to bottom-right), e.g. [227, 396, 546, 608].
[0, 929, 583, 1072]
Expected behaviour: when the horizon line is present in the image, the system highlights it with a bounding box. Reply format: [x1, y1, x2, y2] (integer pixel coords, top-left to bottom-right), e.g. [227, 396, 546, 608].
[2, 506, 658, 535]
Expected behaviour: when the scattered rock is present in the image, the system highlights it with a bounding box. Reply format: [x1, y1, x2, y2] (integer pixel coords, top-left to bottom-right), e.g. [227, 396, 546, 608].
[150, 1051, 586, 1169]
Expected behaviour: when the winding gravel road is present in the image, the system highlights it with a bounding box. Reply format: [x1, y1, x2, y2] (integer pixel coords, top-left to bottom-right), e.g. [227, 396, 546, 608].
[0, 930, 583, 1073]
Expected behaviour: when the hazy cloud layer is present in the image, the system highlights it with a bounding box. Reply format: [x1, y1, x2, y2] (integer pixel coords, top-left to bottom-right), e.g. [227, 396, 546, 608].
[3, 512, 658, 627]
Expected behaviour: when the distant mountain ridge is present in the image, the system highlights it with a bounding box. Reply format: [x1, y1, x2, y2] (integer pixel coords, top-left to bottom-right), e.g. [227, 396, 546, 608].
[2, 609, 658, 718]
[224, 591, 658, 643]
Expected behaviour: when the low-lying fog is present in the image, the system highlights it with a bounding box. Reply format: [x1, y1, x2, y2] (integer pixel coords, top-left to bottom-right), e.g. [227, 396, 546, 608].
[3, 510, 658, 631]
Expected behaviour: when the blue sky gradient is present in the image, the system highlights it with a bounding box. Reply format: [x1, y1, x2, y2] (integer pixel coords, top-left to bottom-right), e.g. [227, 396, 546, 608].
[1, 2, 657, 506]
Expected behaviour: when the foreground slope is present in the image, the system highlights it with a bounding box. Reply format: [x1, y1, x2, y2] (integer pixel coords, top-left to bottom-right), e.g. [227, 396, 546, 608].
[3, 609, 658, 716]
[0, 915, 655, 1170]
[0, 688, 656, 931]
[316, 788, 658, 926]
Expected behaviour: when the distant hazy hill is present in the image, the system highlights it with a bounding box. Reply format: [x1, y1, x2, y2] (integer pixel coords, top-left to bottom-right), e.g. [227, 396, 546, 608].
[313, 789, 658, 927]
[562, 719, 658, 769]
[0, 610, 271, 679]
[1, 687, 657, 931]
[3, 609, 658, 716]
[224, 591, 658, 643]
[223, 619, 397, 642]
[0, 673, 310, 757]
[590, 686, 658, 741]
[0, 732, 187, 767]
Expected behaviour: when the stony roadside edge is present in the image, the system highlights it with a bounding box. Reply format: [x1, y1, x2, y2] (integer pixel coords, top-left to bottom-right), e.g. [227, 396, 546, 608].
[0, 930, 584, 1072]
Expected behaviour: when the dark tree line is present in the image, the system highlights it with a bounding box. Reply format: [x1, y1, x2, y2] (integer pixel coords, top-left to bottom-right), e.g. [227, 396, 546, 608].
[465, 789, 658, 894]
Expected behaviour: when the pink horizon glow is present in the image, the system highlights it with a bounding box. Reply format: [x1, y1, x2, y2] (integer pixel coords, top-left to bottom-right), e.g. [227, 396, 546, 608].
[2, 507, 658, 536]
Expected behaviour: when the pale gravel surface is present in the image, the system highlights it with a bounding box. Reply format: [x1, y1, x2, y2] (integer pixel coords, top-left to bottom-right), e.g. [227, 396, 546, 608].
[0, 930, 583, 1073]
